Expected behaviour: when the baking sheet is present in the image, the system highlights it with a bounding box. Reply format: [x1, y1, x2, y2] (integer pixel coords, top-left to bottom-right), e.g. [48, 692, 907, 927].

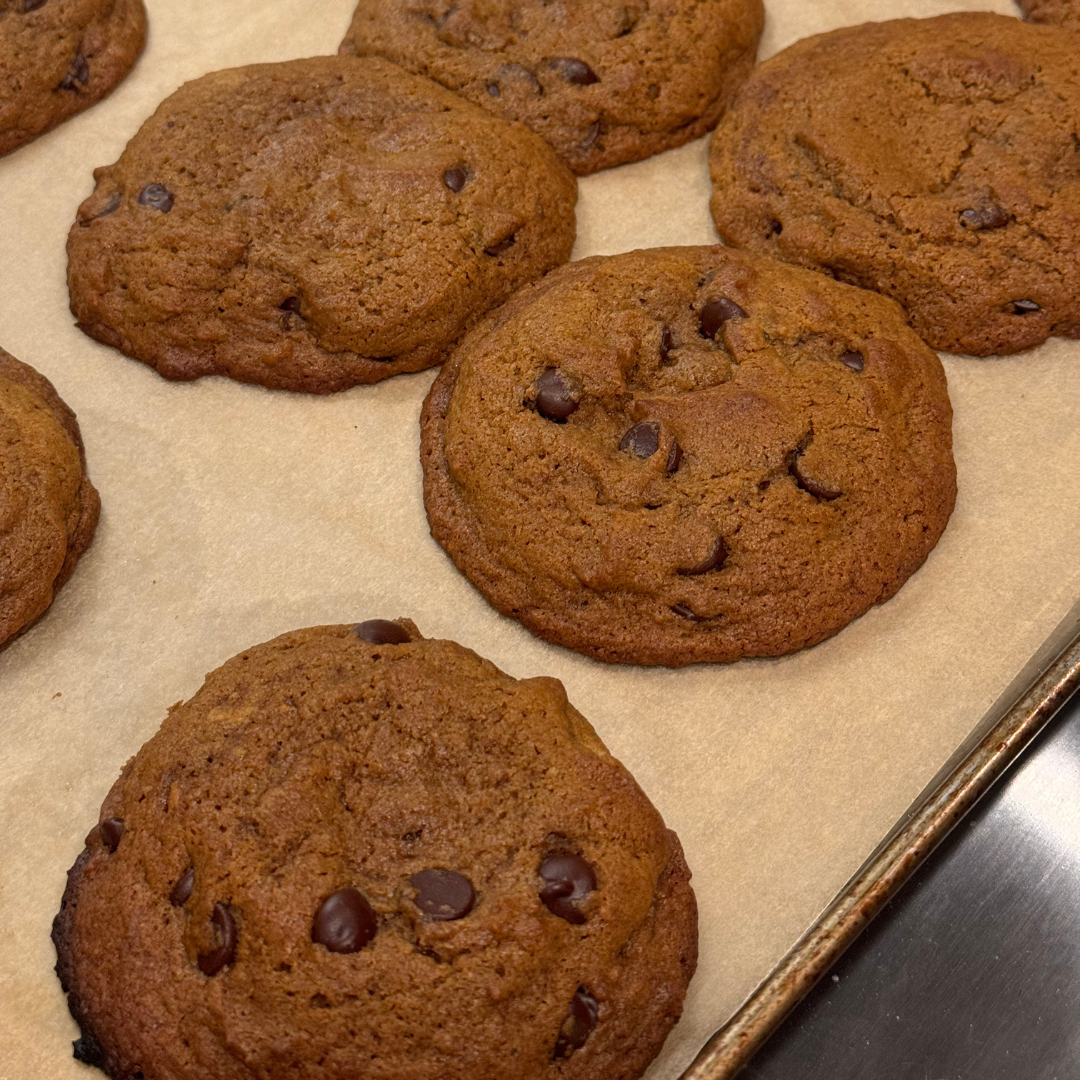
[1, 1, 1078, 1077]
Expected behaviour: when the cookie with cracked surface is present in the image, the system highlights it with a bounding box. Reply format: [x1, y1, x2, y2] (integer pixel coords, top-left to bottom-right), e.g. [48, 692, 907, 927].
[52, 620, 697, 1080]
[68, 56, 577, 393]
[0, 348, 100, 650]
[709, 13, 1080, 357]
[421, 246, 956, 667]
[339, 0, 764, 175]
[1017, 0, 1080, 29]
[0, 0, 146, 157]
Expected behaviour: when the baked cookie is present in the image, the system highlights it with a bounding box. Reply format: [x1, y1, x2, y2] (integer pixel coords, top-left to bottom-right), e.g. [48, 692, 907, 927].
[0, 347, 100, 650]
[1017, 0, 1080, 29]
[709, 13, 1080, 357]
[53, 621, 697, 1080]
[340, 0, 765, 175]
[421, 247, 956, 667]
[0, 0, 146, 158]
[68, 56, 577, 393]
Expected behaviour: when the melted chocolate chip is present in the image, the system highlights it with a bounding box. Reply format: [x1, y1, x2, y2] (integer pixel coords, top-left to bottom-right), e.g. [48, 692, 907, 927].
[678, 537, 727, 576]
[960, 204, 1009, 231]
[197, 903, 237, 976]
[312, 888, 378, 953]
[699, 298, 747, 339]
[1008, 299, 1041, 315]
[619, 422, 659, 459]
[59, 53, 89, 91]
[659, 326, 675, 364]
[23, 0, 49, 11]
[137, 184, 174, 213]
[839, 350, 864, 371]
[553, 989, 599, 1058]
[539, 854, 596, 924]
[535, 368, 579, 422]
[170, 867, 195, 907]
[409, 869, 475, 921]
[549, 57, 599, 85]
[443, 166, 468, 193]
[279, 296, 302, 313]
[353, 619, 411, 644]
[791, 458, 842, 501]
[666, 440, 683, 474]
[100, 818, 124, 852]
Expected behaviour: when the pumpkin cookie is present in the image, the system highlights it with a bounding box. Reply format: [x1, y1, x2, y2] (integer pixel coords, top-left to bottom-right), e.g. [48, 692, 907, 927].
[68, 56, 577, 393]
[421, 246, 956, 666]
[53, 621, 697, 1080]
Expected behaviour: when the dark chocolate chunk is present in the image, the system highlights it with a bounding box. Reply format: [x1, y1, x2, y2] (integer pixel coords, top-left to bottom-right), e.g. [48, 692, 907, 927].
[23, 0, 50, 11]
[279, 296, 302, 313]
[59, 53, 89, 91]
[197, 903, 237, 976]
[1008, 299, 1041, 315]
[839, 350, 864, 371]
[443, 166, 468, 193]
[699, 298, 747, 339]
[137, 184, 174, 213]
[791, 458, 842, 501]
[619, 422, 660, 459]
[549, 57, 600, 85]
[170, 867, 195, 907]
[353, 619, 411, 645]
[959, 204, 1009, 231]
[666, 440, 684, 474]
[409, 869, 476, 921]
[678, 537, 727, 576]
[535, 368, 579, 422]
[553, 988, 599, 1058]
[484, 234, 516, 256]
[100, 818, 124, 852]
[312, 888, 378, 953]
[539, 853, 596, 924]
[659, 326, 675, 364]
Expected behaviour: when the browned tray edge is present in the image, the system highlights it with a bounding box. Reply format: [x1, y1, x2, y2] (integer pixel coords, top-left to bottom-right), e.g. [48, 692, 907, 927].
[680, 598, 1080, 1080]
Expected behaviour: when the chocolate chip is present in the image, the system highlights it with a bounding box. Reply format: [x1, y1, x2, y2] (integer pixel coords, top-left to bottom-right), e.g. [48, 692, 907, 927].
[666, 440, 683, 474]
[839, 350, 864, 371]
[549, 57, 599, 85]
[353, 619, 411, 645]
[766, 217, 783, 238]
[409, 869, 475, 921]
[659, 326, 675, 364]
[484, 234, 516, 256]
[100, 818, 124, 852]
[671, 603, 707, 621]
[699, 298, 747, 339]
[1008, 299, 1041, 315]
[553, 988, 599, 1058]
[535, 368, 579, 422]
[443, 166, 468, 193]
[487, 82, 501, 97]
[678, 537, 727, 576]
[137, 184, 174, 213]
[791, 458, 841, 501]
[79, 191, 121, 227]
[170, 867, 195, 907]
[539, 853, 596, 924]
[619, 422, 659, 459]
[23, 0, 49, 11]
[581, 120, 602, 149]
[58, 53, 89, 91]
[497, 63, 543, 95]
[312, 888, 378, 953]
[960, 204, 1009, 231]
[197, 903, 237, 976]
[279, 296, 302, 313]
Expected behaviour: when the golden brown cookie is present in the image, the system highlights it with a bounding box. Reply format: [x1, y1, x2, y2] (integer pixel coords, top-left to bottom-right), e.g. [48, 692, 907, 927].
[1017, 0, 1080, 29]
[68, 56, 577, 393]
[709, 13, 1080, 356]
[0, 0, 146, 158]
[0, 347, 99, 650]
[340, 0, 765, 175]
[53, 621, 697, 1080]
[421, 247, 956, 666]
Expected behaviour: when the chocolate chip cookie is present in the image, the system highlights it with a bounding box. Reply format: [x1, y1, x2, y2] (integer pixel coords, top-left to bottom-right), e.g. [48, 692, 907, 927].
[0, 0, 146, 157]
[709, 13, 1080, 357]
[0, 347, 100, 650]
[53, 621, 697, 1080]
[68, 56, 577, 393]
[1017, 0, 1080, 29]
[339, 0, 765, 175]
[421, 246, 956, 666]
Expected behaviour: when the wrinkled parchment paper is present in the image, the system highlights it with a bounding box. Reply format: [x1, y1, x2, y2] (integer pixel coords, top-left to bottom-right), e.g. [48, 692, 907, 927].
[1, 1, 1077, 1077]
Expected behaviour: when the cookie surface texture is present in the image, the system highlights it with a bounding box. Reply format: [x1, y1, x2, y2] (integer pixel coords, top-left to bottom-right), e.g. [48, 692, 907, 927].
[68, 56, 577, 393]
[709, 13, 1080, 356]
[0, 0, 146, 157]
[1017, 0, 1080, 28]
[53, 622, 697, 1080]
[421, 246, 956, 667]
[340, 0, 764, 175]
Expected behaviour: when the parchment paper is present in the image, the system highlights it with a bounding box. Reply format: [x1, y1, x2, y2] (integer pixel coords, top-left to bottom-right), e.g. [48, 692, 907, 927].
[1, 1, 1077, 1077]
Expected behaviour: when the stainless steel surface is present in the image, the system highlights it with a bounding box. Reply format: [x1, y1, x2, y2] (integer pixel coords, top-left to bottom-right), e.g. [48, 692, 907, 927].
[681, 600, 1080, 1080]
[741, 671, 1080, 1079]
